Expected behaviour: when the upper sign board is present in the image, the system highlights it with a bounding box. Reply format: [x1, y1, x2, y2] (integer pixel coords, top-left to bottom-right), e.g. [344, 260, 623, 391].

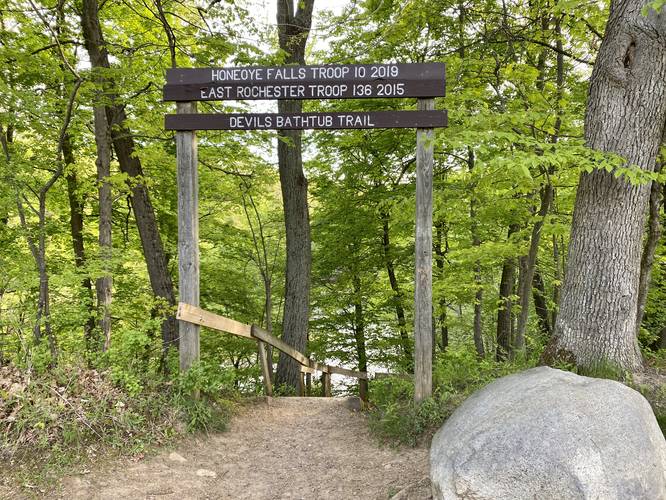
[163, 63, 445, 101]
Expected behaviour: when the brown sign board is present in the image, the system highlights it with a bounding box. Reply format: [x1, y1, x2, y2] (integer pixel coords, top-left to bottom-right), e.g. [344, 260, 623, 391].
[165, 111, 448, 131]
[163, 79, 444, 101]
[166, 63, 445, 85]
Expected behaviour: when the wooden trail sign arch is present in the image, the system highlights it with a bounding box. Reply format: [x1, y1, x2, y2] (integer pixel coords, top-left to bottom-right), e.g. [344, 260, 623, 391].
[164, 62, 447, 402]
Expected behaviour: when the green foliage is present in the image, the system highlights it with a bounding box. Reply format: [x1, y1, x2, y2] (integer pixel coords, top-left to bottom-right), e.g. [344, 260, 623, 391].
[0, 361, 237, 487]
[368, 347, 532, 445]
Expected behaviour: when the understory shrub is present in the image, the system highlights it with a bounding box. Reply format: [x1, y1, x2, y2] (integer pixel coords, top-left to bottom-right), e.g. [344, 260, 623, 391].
[368, 347, 532, 446]
[0, 360, 237, 483]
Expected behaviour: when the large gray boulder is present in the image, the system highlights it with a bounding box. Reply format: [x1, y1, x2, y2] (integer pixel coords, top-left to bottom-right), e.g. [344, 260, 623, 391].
[430, 366, 666, 500]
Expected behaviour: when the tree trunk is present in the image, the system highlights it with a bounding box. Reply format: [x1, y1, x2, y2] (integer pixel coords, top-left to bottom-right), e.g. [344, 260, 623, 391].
[352, 274, 368, 401]
[381, 211, 412, 364]
[81, 0, 177, 365]
[93, 105, 113, 352]
[63, 134, 97, 347]
[544, 0, 666, 372]
[532, 267, 552, 336]
[434, 220, 449, 351]
[468, 148, 485, 357]
[274, 0, 315, 390]
[514, 182, 554, 353]
[636, 173, 663, 332]
[496, 253, 516, 361]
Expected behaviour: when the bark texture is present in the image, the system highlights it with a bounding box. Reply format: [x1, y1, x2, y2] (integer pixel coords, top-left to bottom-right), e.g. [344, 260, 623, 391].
[93, 97, 113, 352]
[274, 0, 315, 390]
[434, 221, 449, 351]
[544, 1, 666, 371]
[636, 176, 662, 333]
[496, 256, 515, 361]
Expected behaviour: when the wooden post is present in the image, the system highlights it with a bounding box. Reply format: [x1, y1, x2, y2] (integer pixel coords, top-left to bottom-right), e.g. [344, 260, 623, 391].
[254, 327, 273, 396]
[414, 98, 434, 403]
[322, 372, 332, 397]
[177, 101, 199, 372]
[298, 372, 306, 396]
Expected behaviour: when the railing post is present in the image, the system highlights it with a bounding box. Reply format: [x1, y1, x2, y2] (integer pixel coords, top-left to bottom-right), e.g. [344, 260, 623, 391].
[254, 326, 273, 397]
[322, 371, 332, 397]
[298, 371, 306, 396]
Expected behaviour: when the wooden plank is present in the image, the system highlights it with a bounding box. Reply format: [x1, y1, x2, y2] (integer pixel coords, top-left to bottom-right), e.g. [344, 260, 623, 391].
[177, 101, 200, 372]
[309, 361, 330, 373]
[250, 325, 310, 366]
[165, 111, 448, 131]
[162, 80, 446, 101]
[255, 335, 273, 397]
[166, 63, 446, 85]
[300, 365, 316, 374]
[327, 365, 369, 380]
[177, 303, 253, 339]
[414, 98, 434, 403]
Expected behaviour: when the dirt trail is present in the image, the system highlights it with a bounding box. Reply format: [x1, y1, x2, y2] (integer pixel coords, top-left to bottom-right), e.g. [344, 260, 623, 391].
[57, 397, 431, 500]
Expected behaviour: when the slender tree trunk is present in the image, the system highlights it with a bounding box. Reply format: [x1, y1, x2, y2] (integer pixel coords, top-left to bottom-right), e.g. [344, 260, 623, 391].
[93, 105, 113, 352]
[496, 253, 516, 361]
[434, 221, 449, 351]
[381, 211, 412, 363]
[274, 0, 315, 390]
[636, 173, 663, 332]
[352, 274, 368, 401]
[532, 267, 552, 336]
[63, 135, 97, 347]
[468, 148, 485, 357]
[81, 0, 177, 365]
[544, 0, 666, 372]
[514, 182, 554, 353]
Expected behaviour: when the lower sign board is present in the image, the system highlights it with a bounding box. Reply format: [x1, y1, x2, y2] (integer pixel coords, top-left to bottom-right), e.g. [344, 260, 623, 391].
[165, 111, 447, 131]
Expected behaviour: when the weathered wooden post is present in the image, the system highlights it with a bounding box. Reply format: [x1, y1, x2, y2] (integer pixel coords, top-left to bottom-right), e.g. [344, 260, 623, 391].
[414, 98, 434, 403]
[177, 101, 200, 372]
[322, 371, 332, 397]
[253, 325, 273, 397]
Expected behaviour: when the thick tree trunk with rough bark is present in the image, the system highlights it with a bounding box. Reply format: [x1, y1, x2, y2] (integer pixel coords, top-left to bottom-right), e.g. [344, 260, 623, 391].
[544, 0, 666, 372]
[274, 0, 315, 390]
[81, 0, 177, 364]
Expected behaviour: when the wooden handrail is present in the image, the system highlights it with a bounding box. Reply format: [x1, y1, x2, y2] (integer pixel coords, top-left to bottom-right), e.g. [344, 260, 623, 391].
[176, 303, 369, 384]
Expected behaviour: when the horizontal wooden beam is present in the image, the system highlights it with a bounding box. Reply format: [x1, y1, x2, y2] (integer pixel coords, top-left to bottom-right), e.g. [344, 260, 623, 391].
[309, 361, 330, 374]
[177, 304, 369, 381]
[328, 365, 369, 380]
[250, 325, 310, 367]
[177, 303, 252, 339]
